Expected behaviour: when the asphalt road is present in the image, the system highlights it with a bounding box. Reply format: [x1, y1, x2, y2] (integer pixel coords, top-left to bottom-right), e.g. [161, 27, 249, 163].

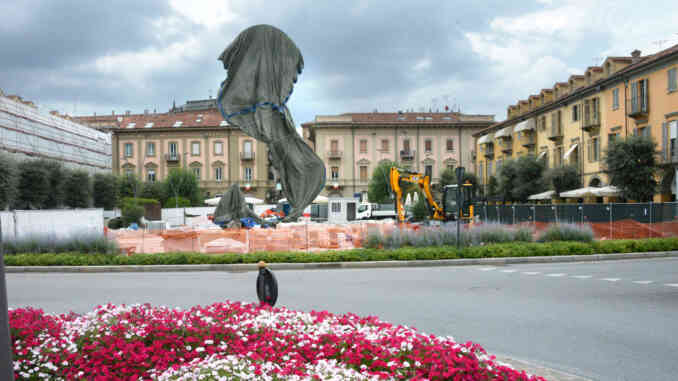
[7, 258, 678, 381]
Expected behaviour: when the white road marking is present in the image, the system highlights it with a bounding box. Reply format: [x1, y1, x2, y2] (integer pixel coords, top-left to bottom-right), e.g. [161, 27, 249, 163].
[601, 278, 621, 282]
[665, 283, 678, 288]
[501, 270, 517, 273]
[546, 273, 566, 277]
[571, 275, 593, 279]
[477, 267, 497, 272]
[522, 272, 541, 275]
[632, 280, 653, 284]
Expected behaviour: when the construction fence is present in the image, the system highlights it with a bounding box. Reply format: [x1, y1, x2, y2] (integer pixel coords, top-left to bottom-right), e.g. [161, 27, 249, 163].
[475, 202, 678, 240]
[109, 221, 395, 255]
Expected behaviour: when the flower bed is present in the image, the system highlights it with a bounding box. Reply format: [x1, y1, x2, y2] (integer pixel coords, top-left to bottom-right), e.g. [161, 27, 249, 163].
[10, 301, 544, 380]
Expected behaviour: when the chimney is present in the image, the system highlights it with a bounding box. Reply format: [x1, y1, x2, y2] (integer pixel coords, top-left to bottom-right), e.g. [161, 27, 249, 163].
[631, 49, 641, 63]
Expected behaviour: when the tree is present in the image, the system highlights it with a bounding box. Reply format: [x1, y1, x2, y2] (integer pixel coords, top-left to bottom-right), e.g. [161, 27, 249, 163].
[93, 173, 119, 210]
[140, 181, 166, 204]
[512, 155, 547, 202]
[497, 159, 519, 202]
[164, 168, 203, 206]
[547, 165, 581, 195]
[604, 135, 657, 201]
[15, 159, 50, 209]
[497, 156, 547, 202]
[64, 170, 91, 208]
[118, 174, 141, 200]
[440, 167, 456, 188]
[367, 160, 397, 204]
[42, 160, 66, 209]
[486, 176, 498, 198]
[0, 154, 18, 210]
[411, 191, 429, 221]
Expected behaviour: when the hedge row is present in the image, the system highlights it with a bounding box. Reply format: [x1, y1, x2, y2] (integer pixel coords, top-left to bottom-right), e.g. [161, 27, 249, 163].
[4, 238, 678, 267]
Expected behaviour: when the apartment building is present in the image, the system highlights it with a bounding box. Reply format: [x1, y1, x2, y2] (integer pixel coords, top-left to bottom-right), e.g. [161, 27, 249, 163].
[82, 100, 279, 201]
[0, 92, 111, 173]
[301, 112, 494, 200]
[474, 44, 678, 201]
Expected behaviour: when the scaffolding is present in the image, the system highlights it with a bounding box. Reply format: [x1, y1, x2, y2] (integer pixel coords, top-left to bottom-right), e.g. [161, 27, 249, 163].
[0, 95, 111, 173]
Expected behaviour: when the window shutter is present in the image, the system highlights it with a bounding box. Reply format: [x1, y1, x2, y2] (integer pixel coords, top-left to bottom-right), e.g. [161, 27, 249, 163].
[662, 122, 669, 162]
[642, 79, 649, 112]
[631, 81, 638, 112]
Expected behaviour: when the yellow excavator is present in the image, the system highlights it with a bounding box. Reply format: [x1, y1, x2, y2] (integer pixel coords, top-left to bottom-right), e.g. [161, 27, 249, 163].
[389, 166, 474, 224]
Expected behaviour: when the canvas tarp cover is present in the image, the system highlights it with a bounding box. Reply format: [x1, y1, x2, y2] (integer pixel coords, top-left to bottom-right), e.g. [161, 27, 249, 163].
[213, 184, 264, 225]
[217, 24, 326, 222]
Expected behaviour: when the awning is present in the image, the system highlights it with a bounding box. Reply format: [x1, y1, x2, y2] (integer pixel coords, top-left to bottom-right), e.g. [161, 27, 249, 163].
[595, 186, 620, 197]
[563, 144, 578, 160]
[537, 151, 547, 159]
[494, 126, 513, 139]
[514, 119, 535, 133]
[560, 187, 602, 198]
[528, 190, 555, 200]
[477, 133, 494, 145]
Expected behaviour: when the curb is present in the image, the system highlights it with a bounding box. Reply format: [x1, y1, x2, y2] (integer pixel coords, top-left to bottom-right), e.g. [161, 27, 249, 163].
[6, 250, 678, 273]
[494, 355, 592, 381]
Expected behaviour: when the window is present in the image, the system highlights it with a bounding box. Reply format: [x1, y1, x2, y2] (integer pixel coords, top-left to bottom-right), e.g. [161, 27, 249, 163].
[124, 143, 133, 157]
[359, 139, 367, 153]
[360, 165, 368, 181]
[425, 164, 433, 176]
[146, 142, 155, 157]
[243, 140, 253, 153]
[192, 167, 201, 179]
[588, 137, 600, 162]
[191, 142, 200, 156]
[669, 68, 677, 92]
[487, 161, 492, 176]
[631, 79, 649, 113]
[331, 202, 341, 213]
[424, 139, 432, 152]
[168, 142, 178, 158]
[214, 141, 223, 155]
[612, 88, 620, 110]
[330, 139, 338, 152]
[608, 132, 620, 143]
[572, 105, 579, 121]
[331, 166, 339, 180]
[403, 139, 411, 152]
[215, 167, 223, 182]
[125, 168, 134, 176]
[381, 139, 389, 151]
[147, 169, 156, 183]
[554, 146, 563, 167]
[478, 162, 484, 184]
[244, 167, 252, 181]
[446, 139, 454, 152]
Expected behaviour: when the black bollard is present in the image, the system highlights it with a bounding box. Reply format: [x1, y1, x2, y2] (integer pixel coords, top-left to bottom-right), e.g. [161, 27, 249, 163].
[256, 261, 278, 307]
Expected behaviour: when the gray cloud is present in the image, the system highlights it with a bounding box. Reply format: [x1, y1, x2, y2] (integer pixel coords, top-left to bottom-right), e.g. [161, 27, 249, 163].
[1, 0, 675, 126]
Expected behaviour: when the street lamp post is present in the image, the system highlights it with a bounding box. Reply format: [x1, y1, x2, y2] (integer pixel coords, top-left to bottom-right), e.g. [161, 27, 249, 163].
[0, 218, 15, 380]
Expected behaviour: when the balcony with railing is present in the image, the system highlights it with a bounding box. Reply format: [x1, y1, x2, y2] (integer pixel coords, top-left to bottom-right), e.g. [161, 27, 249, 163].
[482, 145, 494, 158]
[326, 150, 343, 159]
[548, 123, 563, 141]
[400, 150, 415, 161]
[165, 153, 181, 163]
[240, 151, 255, 161]
[499, 139, 512, 154]
[627, 95, 649, 118]
[582, 110, 600, 131]
[519, 132, 535, 147]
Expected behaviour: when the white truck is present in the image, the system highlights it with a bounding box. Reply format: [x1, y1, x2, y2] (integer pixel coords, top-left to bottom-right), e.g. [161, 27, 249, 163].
[356, 203, 398, 220]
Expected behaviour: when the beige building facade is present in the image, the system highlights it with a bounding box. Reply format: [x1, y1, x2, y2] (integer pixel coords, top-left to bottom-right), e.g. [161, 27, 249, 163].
[78, 103, 279, 201]
[475, 44, 678, 201]
[302, 112, 494, 200]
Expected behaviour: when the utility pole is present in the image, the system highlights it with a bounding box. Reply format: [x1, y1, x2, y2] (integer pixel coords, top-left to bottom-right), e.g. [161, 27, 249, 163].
[0, 217, 15, 380]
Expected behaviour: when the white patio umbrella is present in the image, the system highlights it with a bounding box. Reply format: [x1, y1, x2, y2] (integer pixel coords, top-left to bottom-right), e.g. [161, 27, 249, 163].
[594, 185, 620, 197]
[527, 190, 555, 200]
[559, 187, 602, 198]
[204, 197, 221, 206]
[413, 192, 420, 204]
[244, 196, 264, 204]
[404, 193, 412, 206]
[281, 195, 328, 204]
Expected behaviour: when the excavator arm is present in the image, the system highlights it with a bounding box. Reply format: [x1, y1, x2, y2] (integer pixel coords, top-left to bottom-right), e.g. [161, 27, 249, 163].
[389, 167, 445, 223]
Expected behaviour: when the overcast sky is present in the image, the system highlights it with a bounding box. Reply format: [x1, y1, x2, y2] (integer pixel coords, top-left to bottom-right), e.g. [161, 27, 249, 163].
[2, 0, 677, 126]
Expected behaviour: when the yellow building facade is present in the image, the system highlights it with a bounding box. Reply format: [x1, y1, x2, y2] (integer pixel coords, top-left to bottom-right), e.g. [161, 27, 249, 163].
[474, 45, 678, 201]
